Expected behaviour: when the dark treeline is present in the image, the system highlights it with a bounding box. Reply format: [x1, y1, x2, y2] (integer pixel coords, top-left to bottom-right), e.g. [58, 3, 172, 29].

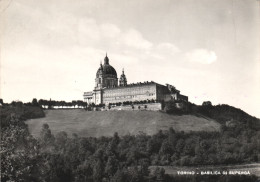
[1, 98, 159, 110]
[0, 98, 88, 109]
[194, 104, 260, 127]
[1, 103, 260, 182]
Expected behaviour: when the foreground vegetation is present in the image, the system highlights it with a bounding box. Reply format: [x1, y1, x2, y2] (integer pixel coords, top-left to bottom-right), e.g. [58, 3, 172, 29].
[1, 101, 260, 182]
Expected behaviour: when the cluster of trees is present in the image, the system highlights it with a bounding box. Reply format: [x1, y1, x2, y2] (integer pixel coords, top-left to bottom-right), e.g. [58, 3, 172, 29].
[1, 104, 45, 181]
[164, 100, 183, 114]
[193, 104, 260, 129]
[1, 98, 183, 112]
[26, 122, 260, 181]
[37, 99, 88, 109]
[1, 98, 89, 109]
[1, 103, 260, 182]
[0, 98, 88, 109]
[165, 101, 260, 128]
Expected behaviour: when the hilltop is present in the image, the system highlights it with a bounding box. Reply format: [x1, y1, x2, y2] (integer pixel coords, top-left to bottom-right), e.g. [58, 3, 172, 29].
[26, 109, 220, 137]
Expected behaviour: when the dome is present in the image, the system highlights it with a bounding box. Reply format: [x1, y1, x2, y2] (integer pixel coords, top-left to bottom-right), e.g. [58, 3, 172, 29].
[96, 54, 117, 78]
[102, 64, 117, 77]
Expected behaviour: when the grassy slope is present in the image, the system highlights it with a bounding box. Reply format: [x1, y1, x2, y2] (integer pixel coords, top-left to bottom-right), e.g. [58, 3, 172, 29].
[26, 109, 220, 137]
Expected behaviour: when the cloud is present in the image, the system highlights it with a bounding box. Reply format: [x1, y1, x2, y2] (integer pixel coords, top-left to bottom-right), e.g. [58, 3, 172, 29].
[76, 18, 153, 51]
[2, 1, 177, 65]
[186, 49, 217, 64]
[100, 23, 121, 39]
[156, 43, 180, 54]
[78, 18, 101, 43]
[150, 42, 180, 60]
[121, 29, 153, 50]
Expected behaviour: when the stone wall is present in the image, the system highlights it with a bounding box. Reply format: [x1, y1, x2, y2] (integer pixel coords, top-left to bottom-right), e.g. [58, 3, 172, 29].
[101, 103, 162, 111]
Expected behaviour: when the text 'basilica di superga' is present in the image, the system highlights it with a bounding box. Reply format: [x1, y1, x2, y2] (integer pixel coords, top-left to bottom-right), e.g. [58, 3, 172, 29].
[83, 54, 188, 105]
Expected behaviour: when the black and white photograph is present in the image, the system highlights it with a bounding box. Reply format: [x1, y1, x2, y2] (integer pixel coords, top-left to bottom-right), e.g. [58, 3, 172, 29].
[0, 0, 260, 181]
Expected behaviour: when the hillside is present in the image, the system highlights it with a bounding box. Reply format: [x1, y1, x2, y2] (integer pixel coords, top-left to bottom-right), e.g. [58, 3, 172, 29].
[26, 109, 220, 137]
[192, 104, 260, 131]
[3, 104, 260, 182]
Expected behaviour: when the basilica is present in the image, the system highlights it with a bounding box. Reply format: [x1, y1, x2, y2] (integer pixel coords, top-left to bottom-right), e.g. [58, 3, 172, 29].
[83, 54, 188, 105]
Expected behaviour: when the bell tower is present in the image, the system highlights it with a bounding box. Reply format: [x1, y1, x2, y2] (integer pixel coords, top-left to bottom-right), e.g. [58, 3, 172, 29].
[119, 68, 127, 86]
[95, 61, 103, 90]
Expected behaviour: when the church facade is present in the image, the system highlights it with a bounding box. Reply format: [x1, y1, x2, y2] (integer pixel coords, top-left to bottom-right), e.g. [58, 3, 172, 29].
[83, 54, 188, 105]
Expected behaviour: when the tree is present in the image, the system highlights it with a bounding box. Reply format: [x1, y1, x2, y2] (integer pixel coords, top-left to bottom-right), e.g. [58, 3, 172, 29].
[152, 167, 165, 181]
[74, 162, 93, 182]
[139, 158, 150, 176]
[164, 100, 176, 113]
[175, 139, 185, 153]
[105, 156, 118, 178]
[83, 102, 88, 109]
[11, 101, 23, 107]
[1, 113, 45, 181]
[202, 101, 212, 106]
[32, 98, 38, 106]
[39, 124, 55, 149]
[55, 131, 68, 152]
[126, 166, 143, 182]
[56, 101, 61, 108]
[111, 169, 127, 182]
[159, 140, 172, 155]
[183, 138, 195, 156]
[47, 99, 52, 109]
[72, 100, 77, 108]
[146, 139, 153, 154]
[39, 99, 48, 108]
[93, 160, 104, 182]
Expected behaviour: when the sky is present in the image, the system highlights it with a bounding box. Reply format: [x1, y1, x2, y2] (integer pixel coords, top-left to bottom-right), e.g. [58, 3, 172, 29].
[0, 0, 260, 117]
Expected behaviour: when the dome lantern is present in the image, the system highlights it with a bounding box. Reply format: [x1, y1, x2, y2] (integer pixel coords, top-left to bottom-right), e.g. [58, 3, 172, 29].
[104, 53, 109, 64]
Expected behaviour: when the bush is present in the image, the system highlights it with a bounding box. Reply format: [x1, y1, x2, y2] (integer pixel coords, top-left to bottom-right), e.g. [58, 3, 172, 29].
[164, 100, 182, 115]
